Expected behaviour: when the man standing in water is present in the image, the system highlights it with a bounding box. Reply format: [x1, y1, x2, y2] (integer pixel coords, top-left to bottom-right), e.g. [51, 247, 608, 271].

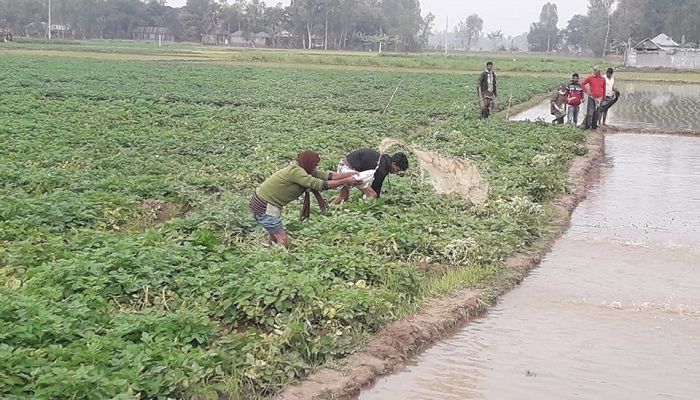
[581, 65, 606, 130]
[476, 61, 497, 119]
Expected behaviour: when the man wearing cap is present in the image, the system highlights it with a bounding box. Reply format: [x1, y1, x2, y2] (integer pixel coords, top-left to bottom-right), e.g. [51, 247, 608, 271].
[581, 65, 606, 129]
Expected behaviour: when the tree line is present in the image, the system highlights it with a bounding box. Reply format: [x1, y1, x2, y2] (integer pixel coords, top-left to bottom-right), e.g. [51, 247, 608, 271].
[0, 0, 435, 51]
[528, 0, 700, 56]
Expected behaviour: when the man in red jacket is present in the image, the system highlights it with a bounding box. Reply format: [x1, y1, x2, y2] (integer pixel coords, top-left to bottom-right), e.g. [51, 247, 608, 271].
[566, 73, 584, 125]
[581, 65, 606, 129]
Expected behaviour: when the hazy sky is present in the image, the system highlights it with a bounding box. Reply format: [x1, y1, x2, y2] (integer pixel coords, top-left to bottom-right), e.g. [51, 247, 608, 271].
[165, 0, 590, 37]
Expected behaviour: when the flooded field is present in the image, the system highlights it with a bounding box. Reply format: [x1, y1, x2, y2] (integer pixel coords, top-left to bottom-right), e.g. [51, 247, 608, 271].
[510, 82, 700, 131]
[360, 133, 700, 400]
[608, 82, 700, 130]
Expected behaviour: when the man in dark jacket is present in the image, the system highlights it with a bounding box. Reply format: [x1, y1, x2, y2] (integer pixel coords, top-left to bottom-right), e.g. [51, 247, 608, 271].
[330, 149, 409, 204]
[476, 61, 497, 119]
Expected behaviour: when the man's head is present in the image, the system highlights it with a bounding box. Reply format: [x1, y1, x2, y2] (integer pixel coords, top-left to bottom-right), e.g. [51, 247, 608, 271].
[558, 83, 567, 95]
[390, 152, 409, 173]
[571, 73, 579, 83]
[486, 61, 493, 72]
[606, 67, 614, 77]
[593, 65, 601, 76]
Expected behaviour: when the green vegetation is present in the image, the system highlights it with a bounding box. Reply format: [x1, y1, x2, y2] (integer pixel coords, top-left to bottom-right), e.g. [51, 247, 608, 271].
[0, 51, 586, 399]
[1, 41, 602, 75]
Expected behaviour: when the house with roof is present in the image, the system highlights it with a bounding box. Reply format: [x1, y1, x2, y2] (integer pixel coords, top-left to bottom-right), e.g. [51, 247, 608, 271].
[252, 32, 271, 47]
[230, 30, 247, 45]
[633, 33, 680, 53]
[202, 28, 229, 45]
[626, 33, 699, 70]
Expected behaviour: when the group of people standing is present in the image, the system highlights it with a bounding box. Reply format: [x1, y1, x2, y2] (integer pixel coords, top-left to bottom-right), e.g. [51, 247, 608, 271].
[250, 149, 409, 247]
[551, 65, 619, 128]
[476, 61, 619, 129]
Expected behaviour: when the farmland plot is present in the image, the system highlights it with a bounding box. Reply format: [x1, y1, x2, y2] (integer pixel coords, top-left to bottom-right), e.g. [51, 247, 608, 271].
[0, 54, 585, 398]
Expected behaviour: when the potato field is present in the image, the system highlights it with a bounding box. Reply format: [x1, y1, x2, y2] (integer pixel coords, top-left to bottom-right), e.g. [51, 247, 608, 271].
[0, 49, 587, 399]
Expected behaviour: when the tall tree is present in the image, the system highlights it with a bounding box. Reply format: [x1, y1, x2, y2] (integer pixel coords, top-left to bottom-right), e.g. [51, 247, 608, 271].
[455, 14, 482, 50]
[563, 14, 589, 50]
[527, 2, 560, 52]
[179, 0, 222, 43]
[487, 30, 504, 41]
[417, 12, 435, 49]
[584, 0, 616, 56]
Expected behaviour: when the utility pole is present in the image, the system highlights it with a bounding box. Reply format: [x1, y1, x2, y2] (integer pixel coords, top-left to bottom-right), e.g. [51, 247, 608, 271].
[48, 0, 52, 39]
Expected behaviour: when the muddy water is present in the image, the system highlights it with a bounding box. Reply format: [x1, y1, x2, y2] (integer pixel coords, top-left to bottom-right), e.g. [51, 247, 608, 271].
[360, 133, 700, 400]
[510, 82, 700, 131]
[608, 82, 700, 130]
[509, 98, 552, 122]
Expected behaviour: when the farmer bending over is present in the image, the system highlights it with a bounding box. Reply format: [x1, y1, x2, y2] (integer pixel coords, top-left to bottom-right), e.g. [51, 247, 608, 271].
[250, 150, 361, 247]
[550, 84, 568, 124]
[330, 149, 409, 205]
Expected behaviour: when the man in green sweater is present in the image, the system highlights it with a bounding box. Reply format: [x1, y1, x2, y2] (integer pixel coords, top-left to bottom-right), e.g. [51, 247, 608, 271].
[250, 150, 360, 247]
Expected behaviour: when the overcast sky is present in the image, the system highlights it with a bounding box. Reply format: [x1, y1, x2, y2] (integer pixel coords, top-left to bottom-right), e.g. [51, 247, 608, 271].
[165, 0, 590, 37]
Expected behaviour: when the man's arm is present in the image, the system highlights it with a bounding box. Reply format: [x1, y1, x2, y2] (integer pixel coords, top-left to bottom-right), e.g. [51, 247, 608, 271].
[370, 170, 388, 198]
[329, 171, 356, 180]
[294, 167, 360, 191]
[580, 77, 591, 94]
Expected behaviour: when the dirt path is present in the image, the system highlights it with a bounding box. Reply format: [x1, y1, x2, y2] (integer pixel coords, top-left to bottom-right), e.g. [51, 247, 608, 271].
[276, 132, 604, 400]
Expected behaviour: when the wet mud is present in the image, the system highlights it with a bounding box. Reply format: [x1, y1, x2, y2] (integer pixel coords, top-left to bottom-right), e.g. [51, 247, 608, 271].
[360, 133, 700, 400]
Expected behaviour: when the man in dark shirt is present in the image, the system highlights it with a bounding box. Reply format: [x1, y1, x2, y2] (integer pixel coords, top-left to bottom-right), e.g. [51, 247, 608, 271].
[330, 149, 409, 204]
[476, 61, 497, 119]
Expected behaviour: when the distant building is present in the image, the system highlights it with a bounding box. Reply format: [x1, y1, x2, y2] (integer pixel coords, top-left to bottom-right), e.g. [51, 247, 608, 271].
[230, 30, 246, 45]
[132, 27, 173, 42]
[275, 30, 294, 48]
[202, 28, 228, 45]
[626, 33, 699, 69]
[633, 33, 680, 53]
[49, 24, 72, 39]
[252, 32, 271, 47]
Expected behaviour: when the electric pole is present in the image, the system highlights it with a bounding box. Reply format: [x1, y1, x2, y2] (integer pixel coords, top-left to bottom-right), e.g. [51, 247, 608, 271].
[48, 0, 52, 39]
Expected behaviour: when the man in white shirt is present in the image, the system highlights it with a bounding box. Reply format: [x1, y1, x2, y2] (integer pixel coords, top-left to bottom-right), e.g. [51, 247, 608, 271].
[599, 67, 619, 126]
